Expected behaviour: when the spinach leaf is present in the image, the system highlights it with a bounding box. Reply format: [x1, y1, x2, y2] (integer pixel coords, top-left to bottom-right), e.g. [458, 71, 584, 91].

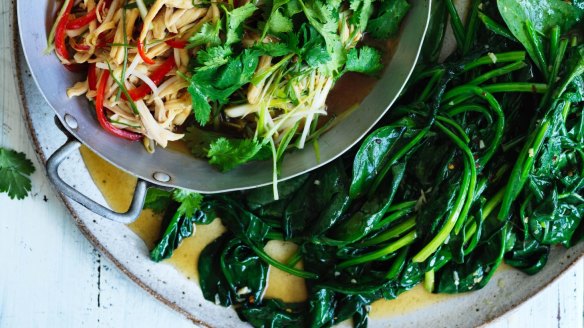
[149, 190, 207, 262]
[497, 0, 583, 71]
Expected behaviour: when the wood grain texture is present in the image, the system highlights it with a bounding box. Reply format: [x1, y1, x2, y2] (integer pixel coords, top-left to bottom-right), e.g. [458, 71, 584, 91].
[0, 0, 582, 327]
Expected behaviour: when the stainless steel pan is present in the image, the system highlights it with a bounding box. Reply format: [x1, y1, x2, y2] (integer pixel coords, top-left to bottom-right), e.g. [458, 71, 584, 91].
[17, 0, 431, 222]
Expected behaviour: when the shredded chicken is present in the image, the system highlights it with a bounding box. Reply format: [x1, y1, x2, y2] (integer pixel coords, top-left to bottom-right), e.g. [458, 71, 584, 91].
[61, 0, 207, 148]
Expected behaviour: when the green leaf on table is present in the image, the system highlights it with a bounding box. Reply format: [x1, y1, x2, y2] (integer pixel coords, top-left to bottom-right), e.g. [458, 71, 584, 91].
[0, 148, 35, 200]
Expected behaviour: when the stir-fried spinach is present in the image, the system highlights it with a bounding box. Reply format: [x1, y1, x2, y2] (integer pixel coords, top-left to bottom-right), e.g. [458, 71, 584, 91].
[146, 0, 583, 327]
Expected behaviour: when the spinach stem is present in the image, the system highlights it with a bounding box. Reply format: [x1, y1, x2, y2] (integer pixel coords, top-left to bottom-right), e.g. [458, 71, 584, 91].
[249, 243, 318, 279]
[477, 12, 515, 41]
[444, 0, 465, 52]
[424, 270, 435, 292]
[338, 231, 417, 268]
[446, 104, 493, 124]
[525, 20, 549, 80]
[385, 246, 409, 279]
[413, 121, 475, 262]
[462, 0, 480, 54]
[469, 61, 527, 86]
[463, 52, 525, 71]
[363, 217, 417, 246]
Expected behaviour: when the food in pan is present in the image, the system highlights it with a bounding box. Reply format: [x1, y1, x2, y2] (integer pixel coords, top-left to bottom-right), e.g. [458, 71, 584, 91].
[47, 0, 409, 188]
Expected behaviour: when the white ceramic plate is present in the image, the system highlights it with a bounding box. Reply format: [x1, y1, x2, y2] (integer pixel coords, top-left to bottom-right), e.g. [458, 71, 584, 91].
[11, 2, 584, 328]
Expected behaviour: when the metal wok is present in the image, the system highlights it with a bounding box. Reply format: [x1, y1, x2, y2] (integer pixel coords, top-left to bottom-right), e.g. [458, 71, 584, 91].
[17, 0, 431, 222]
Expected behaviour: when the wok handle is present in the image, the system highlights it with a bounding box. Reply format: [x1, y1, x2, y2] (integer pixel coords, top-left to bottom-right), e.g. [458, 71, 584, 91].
[46, 140, 148, 224]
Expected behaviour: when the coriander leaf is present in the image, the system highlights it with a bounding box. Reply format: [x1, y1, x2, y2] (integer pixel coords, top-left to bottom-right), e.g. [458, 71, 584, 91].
[208, 138, 264, 172]
[268, 9, 294, 33]
[226, 3, 258, 45]
[144, 188, 172, 213]
[299, 0, 345, 74]
[196, 45, 233, 69]
[0, 148, 35, 200]
[349, 0, 374, 32]
[254, 42, 295, 57]
[173, 189, 204, 217]
[305, 46, 330, 67]
[367, 0, 410, 39]
[188, 20, 222, 48]
[187, 82, 212, 126]
[345, 46, 383, 75]
[189, 49, 260, 112]
[183, 126, 224, 158]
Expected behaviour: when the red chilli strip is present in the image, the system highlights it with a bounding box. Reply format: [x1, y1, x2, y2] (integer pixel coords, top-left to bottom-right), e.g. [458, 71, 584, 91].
[95, 70, 143, 141]
[55, 0, 75, 61]
[137, 40, 156, 65]
[87, 63, 98, 91]
[123, 55, 177, 101]
[64, 63, 88, 72]
[66, 8, 97, 30]
[165, 38, 187, 49]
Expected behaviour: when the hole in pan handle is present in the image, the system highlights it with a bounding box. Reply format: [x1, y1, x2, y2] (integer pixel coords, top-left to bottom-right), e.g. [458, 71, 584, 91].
[46, 138, 149, 224]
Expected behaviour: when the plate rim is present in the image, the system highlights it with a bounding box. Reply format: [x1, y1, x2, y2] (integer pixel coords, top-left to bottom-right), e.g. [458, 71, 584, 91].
[10, 1, 583, 327]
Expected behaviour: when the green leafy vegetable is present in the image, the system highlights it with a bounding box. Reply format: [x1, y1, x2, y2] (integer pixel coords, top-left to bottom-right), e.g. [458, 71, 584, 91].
[0, 148, 35, 200]
[149, 189, 206, 262]
[345, 46, 383, 75]
[367, 0, 411, 39]
[207, 138, 266, 172]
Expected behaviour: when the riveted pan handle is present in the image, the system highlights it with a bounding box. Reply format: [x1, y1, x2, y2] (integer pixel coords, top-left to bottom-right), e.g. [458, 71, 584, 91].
[46, 139, 148, 224]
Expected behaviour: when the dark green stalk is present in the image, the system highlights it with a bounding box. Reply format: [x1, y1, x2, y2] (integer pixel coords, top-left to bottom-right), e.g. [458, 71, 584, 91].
[477, 12, 515, 41]
[446, 104, 493, 124]
[385, 246, 409, 279]
[363, 217, 416, 246]
[368, 128, 430, 197]
[525, 20, 549, 80]
[549, 26, 560, 63]
[463, 52, 526, 71]
[444, 0, 465, 52]
[498, 101, 572, 220]
[462, 0, 480, 54]
[420, 70, 445, 103]
[469, 61, 527, 86]
[286, 249, 303, 267]
[413, 121, 475, 262]
[248, 243, 319, 279]
[437, 115, 470, 143]
[338, 231, 417, 268]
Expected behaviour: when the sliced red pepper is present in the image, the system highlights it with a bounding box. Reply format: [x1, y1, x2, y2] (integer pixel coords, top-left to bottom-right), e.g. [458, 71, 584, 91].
[137, 40, 156, 65]
[96, 34, 114, 49]
[165, 39, 187, 49]
[55, 0, 75, 61]
[71, 38, 91, 51]
[64, 63, 88, 72]
[88, 63, 97, 91]
[95, 70, 143, 141]
[123, 55, 176, 101]
[66, 8, 97, 30]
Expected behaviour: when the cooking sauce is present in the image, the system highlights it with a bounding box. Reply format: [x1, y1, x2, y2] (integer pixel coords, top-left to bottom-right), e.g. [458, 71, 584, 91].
[79, 145, 452, 318]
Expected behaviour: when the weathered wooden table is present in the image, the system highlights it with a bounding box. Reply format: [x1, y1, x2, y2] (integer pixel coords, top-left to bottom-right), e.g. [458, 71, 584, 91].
[0, 0, 582, 327]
